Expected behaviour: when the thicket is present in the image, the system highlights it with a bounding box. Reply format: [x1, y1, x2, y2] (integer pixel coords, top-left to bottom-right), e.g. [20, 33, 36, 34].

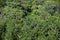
[0, 0, 60, 40]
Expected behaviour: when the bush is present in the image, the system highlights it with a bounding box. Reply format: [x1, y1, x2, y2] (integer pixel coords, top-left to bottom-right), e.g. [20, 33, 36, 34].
[0, 0, 60, 40]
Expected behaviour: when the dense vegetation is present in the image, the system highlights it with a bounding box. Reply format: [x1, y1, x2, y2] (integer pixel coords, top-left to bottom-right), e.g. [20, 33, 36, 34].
[0, 0, 60, 40]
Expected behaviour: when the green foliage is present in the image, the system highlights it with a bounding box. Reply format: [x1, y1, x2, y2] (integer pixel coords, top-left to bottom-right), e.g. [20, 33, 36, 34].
[0, 0, 60, 40]
[0, 0, 6, 7]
